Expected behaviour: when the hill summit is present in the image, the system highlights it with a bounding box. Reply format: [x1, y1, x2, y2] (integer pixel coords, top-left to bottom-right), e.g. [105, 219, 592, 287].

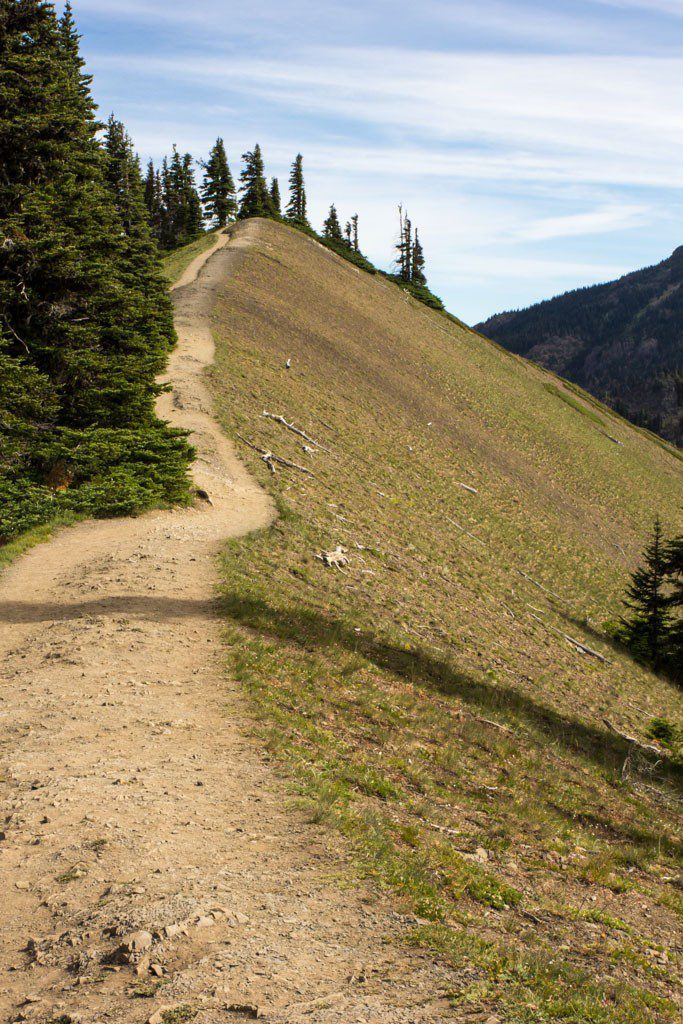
[476, 247, 683, 445]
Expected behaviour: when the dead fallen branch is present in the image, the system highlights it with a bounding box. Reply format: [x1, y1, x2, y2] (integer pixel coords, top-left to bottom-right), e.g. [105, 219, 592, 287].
[262, 411, 331, 453]
[517, 570, 566, 604]
[601, 431, 624, 446]
[528, 610, 609, 663]
[236, 434, 315, 476]
[473, 716, 512, 734]
[603, 718, 663, 757]
[457, 482, 478, 495]
[445, 515, 486, 547]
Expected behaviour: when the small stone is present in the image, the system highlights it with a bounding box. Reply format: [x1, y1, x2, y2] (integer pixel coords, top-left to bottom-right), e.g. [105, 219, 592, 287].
[194, 915, 215, 929]
[227, 1004, 261, 1019]
[474, 847, 489, 863]
[135, 957, 151, 976]
[113, 930, 154, 963]
[149, 963, 164, 977]
[163, 924, 182, 939]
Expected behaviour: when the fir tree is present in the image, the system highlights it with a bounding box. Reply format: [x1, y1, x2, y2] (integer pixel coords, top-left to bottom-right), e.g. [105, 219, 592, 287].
[200, 137, 236, 228]
[395, 206, 413, 282]
[323, 204, 343, 242]
[411, 230, 427, 286]
[619, 519, 671, 669]
[159, 146, 204, 248]
[144, 160, 163, 241]
[351, 213, 359, 252]
[344, 220, 352, 248]
[269, 177, 281, 216]
[0, 0, 190, 541]
[238, 144, 271, 219]
[286, 153, 308, 224]
[103, 115, 146, 236]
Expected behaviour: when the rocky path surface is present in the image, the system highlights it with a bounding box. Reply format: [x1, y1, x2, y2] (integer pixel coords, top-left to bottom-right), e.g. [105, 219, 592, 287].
[0, 223, 455, 1023]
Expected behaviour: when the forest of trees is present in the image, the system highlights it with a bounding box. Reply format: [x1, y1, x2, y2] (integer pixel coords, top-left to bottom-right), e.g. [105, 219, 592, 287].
[0, 0, 191, 544]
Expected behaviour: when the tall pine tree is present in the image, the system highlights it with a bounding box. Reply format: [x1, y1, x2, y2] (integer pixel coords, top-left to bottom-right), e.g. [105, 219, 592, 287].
[200, 137, 236, 228]
[286, 153, 308, 224]
[237, 144, 271, 219]
[269, 177, 281, 216]
[619, 519, 671, 669]
[395, 206, 413, 282]
[411, 230, 426, 285]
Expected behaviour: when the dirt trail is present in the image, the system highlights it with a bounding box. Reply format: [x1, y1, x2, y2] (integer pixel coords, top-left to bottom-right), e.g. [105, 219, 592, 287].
[0, 221, 453, 1023]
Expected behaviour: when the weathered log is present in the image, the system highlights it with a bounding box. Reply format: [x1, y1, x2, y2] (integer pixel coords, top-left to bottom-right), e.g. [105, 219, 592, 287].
[262, 411, 331, 453]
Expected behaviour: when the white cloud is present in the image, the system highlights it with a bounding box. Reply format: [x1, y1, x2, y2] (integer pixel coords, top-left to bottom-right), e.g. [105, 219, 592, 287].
[520, 203, 652, 241]
[95, 48, 683, 191]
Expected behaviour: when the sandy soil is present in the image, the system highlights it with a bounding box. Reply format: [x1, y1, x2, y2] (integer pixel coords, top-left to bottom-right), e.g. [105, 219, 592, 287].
[0, 222, 456, 1023]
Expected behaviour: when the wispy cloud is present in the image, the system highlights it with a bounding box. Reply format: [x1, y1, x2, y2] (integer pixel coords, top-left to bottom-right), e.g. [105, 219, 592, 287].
[69, 0, 683, 319]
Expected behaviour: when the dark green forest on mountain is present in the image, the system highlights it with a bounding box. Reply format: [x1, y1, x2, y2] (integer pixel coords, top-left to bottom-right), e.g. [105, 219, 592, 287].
[477, 249, 683, 446]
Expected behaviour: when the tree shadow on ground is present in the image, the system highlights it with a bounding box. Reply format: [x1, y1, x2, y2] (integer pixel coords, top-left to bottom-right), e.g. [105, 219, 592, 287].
[217, 591, 682, 791]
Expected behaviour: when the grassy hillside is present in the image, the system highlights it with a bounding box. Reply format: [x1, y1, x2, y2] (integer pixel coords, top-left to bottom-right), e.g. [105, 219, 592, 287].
[178, 220, 680, 1022]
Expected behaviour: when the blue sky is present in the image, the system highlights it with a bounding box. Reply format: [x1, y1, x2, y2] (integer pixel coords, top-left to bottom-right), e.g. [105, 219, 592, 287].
[65, 0, 683, 323]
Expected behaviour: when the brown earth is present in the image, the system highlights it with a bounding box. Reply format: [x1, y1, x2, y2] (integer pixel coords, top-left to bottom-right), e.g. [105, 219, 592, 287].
[0, 224, 457, 1023]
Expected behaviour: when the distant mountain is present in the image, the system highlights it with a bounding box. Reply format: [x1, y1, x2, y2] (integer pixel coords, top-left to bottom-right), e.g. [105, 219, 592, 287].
[476, 247, 683, 445]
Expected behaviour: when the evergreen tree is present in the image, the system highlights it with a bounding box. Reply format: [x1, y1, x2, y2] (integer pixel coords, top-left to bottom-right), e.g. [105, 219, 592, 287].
[351, 213, 359, 252]
[286, 153, 308, 224]
[323, 204, 343, 242]
[144, 159, 163, 241]
[619, 519, 671, 669]
[395, 206, 413, 282]
[159, 146, 204, 248]
[411, 230, 427, 286]
[103, 116, 146, 235]
[200, 137, 236, 228]
[344, 220, 352, 248]
[269, 176, 281, 216]
[0, 0, 190, 542]
[238, 144, 271, 219]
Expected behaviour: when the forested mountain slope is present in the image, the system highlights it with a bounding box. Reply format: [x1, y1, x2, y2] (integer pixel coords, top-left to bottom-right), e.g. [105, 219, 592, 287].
[476, 247, 683, 445]
[206, 218, 682, 1024]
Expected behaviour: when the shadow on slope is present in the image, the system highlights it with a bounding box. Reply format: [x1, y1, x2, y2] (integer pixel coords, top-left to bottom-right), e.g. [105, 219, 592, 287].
[217, 592, 682, 790]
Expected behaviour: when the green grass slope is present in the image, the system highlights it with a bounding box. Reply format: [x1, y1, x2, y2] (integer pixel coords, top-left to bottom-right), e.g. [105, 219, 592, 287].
[189, 219, 680, 1022]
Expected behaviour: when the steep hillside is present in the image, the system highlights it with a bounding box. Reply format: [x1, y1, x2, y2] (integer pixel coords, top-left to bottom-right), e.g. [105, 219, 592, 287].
[476, 248, 683, 445]
[207, 218, 682, 1024]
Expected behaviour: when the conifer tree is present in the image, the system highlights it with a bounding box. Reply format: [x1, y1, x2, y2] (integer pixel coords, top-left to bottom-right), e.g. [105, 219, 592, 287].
[103, 116, 146, 236]
[344, 220, 352, 248]
[144, 160, 163, 241]
[351, 213, 359, 252]
[0, 0, 190, 541]
[200, 137, 236, 228]
[238, 144, 271, 219]
[286, 153, 308, 224]
[323, 204, 343, 242]
[159, 146, 204, 248]
[395, 206, 413, 282]
[411, 230, 427, 285]
[269, 177, 281, 216]
[619, 519, 671, 669]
